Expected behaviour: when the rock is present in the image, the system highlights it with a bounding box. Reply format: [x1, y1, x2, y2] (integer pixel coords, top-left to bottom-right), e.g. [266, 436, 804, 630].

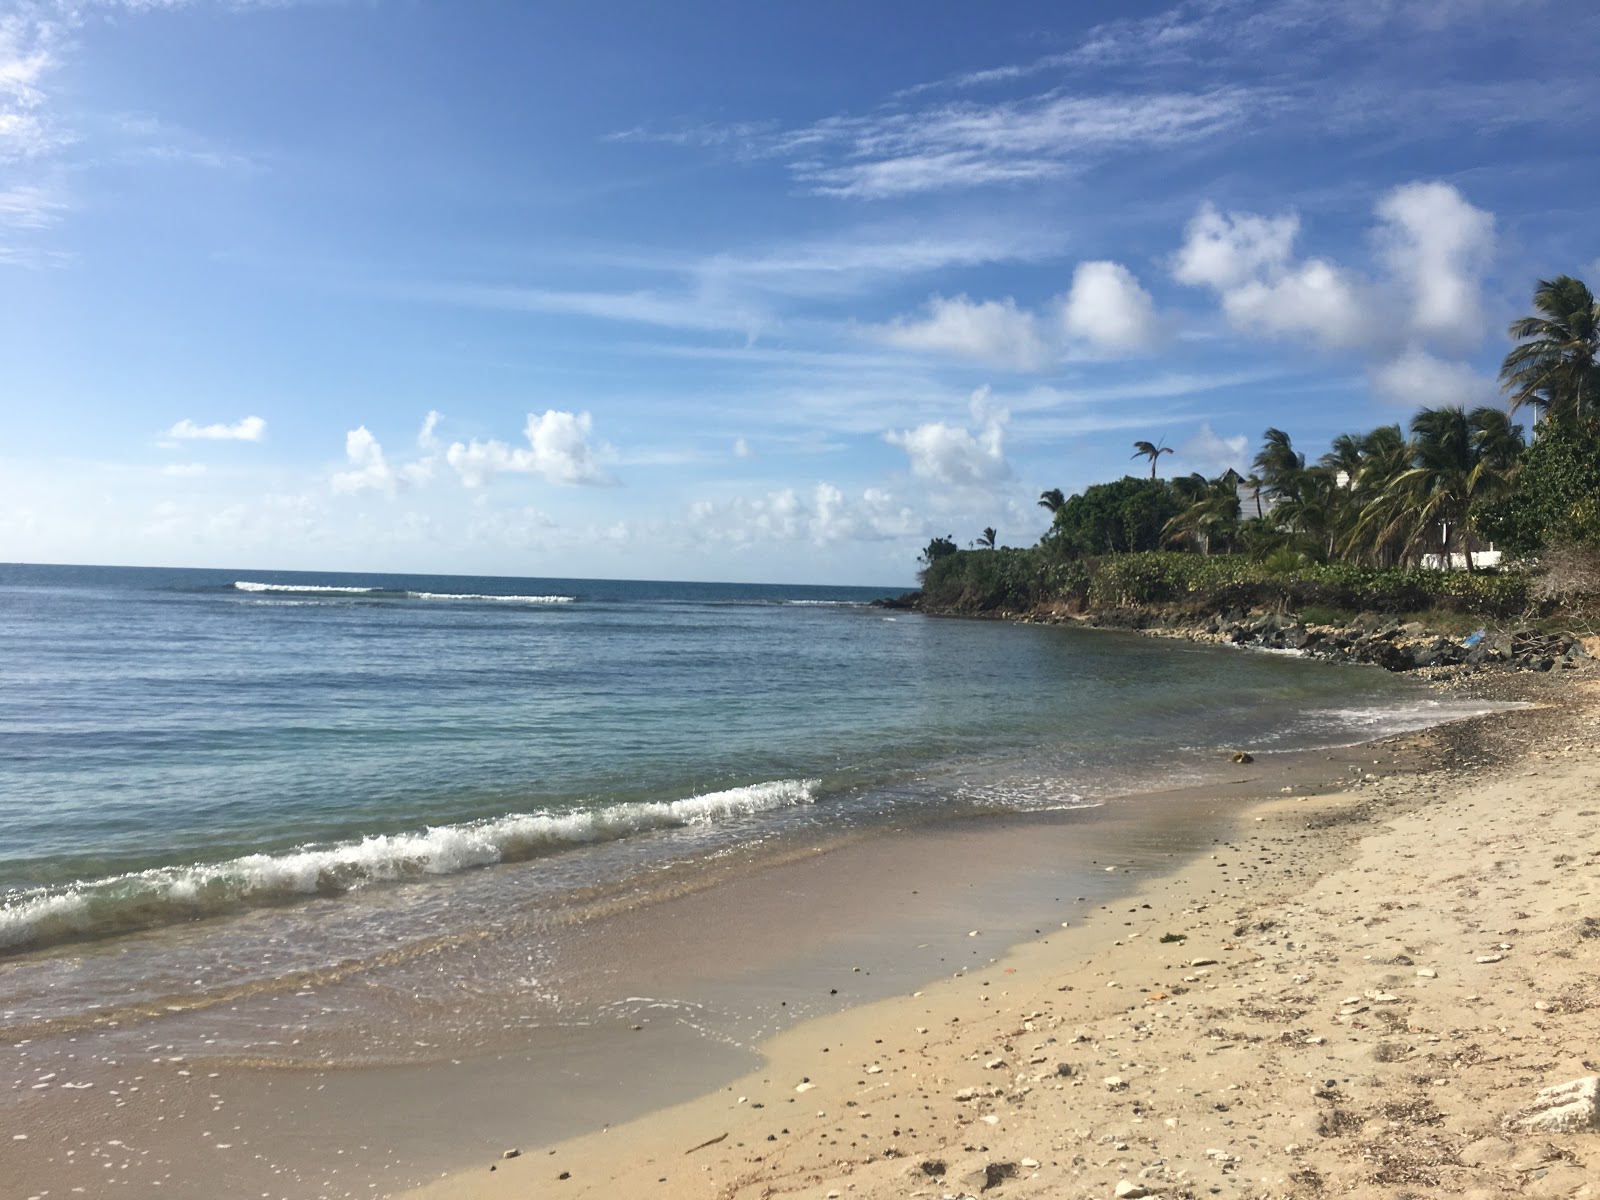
[1114, 1182, 1150, 1199]
[1513, 1076, 1600, 1133]
[1104, 1075, 1127, 1091]
[1476, 954, 1504, 964]
[501, 1149, 521, 1160]
[955, 1159, 1017, 1193]
[1189, 957, 1219, 967]
[1020, 1157, 1039, 1169]
[1417, 968, 1437, 978]
[1231, 751, 1254, 764]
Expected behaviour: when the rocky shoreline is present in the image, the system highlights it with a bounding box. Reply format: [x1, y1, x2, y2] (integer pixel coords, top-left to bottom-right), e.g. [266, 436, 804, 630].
[878, 594, 1595, 678]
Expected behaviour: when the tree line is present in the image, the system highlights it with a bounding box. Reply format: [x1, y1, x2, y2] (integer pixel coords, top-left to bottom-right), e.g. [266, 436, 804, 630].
[930, 275, 1600, 577]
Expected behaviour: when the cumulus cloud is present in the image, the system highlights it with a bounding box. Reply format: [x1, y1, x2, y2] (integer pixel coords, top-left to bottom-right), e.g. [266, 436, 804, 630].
[167, 415, 266, 441]
[1369, 347, 1497, 409]
[1060, 260, 1160, 353]
[874, 294, 1050, 370]
[331, 426, 399, 495]
[446, 410, 611, 488]
[1175, 423, 1249, 476]
[1373, 182, 1495, 345]
[873, 260, 1163, 369]
[1172, 182, 1497, 358]
[1172, 204, 1372, 347]
[885, 387, 1012, 486]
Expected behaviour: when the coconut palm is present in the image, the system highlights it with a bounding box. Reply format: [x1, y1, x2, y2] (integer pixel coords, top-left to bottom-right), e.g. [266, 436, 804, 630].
[1339, 424, 1411, 565]
[1359, 406, 1525, 572]
[1251, 428, 1306, 499]
[1130, 439, 1174, 479]
[976, 526, 998, 550]
[1037, 488, 1066, 513]
[1241, 473, 1266, 519]
[1163, 471, 1243, 555]
[1269, 468, 1342, 562]
[1500, 275, 1600, 426]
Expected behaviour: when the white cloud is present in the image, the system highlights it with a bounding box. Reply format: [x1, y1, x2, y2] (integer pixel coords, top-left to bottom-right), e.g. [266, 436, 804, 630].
[1175, 423, 1249, 476]
[732, 436, 754, 459]
[331, 426, 398, 495]
[873, 294, 1050, 370]
[1373, 181, 1495, 345]
[1060, 260, 1160, 353]
[446, 410, 611, 488]
[167, 415, 266, 441]
[622, 85, 1263, 200]
[1172, 183, 1500, 404]
[161, 462, 207, 477]
[418, 409, 442, 449]
[1172, 203, 1373, 348]
[0, 182, 63, 229]
[686, 481, 921, 548]
[875, 260, 1163, 369]
[1369, 347, 1497, 409]
[885, 387, 1011, 486]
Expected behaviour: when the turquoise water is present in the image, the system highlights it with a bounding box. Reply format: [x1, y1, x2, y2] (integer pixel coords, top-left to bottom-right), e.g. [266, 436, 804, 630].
[1, 562, 1483, 977]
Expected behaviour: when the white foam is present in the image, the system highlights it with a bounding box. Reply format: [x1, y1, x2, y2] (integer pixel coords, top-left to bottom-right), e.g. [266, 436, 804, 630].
[0, 779, 818, 952]
[234, 581, 379, 594]
[408, 591, 575, 603]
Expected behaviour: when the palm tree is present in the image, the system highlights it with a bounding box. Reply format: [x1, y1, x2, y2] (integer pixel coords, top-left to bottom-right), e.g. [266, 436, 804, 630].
[1037, 488, 1065, 513]
[1241, 473, 1266, 518]
[1164, 472, 1243, 555]
[976, 526, 998, 550]
[1360, 406, 1524, 572]
[1270, 468, 1341, 562]
[1339, 424, 1411, 566]
[1500, 276, 1600, 426]
[1252, 428, 1305, 499]
[1131, 439, 1174, 479]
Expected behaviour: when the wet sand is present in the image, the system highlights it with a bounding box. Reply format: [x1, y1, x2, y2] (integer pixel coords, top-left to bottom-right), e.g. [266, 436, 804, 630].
[396, 680, 1600, 1200]
[2, 710, 1509, 1199]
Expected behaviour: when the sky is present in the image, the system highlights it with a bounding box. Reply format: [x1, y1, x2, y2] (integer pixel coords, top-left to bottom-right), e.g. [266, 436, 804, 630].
[1, 0, 1597, 586]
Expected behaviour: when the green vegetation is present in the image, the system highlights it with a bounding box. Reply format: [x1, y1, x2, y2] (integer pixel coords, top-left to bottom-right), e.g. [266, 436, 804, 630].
[919, 276, 1600, 620]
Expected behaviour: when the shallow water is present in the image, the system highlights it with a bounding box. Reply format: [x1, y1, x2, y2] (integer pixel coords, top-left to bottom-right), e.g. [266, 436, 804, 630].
[0, 562, 1499, 1033]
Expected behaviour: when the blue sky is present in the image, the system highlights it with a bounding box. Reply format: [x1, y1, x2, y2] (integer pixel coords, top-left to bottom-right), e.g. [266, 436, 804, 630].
[2, 0, 1596, 585]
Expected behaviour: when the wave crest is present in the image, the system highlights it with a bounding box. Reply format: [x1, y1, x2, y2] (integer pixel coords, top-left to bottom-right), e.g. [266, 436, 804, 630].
[232, 582, 576, 603]
[0, 780, 817, 954]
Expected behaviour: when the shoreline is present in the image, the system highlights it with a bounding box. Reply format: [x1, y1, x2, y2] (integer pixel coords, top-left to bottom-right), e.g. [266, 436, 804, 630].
[398, 672, 1599, 1200]
[3, 667, 1589, 1198]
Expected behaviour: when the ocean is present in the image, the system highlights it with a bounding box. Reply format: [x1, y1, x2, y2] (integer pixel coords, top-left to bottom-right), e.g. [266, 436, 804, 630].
[1, 562, 1492, 1038]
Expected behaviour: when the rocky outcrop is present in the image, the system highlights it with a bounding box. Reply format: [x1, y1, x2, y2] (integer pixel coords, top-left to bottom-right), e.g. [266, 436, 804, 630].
[1185, 611, 1590, 674]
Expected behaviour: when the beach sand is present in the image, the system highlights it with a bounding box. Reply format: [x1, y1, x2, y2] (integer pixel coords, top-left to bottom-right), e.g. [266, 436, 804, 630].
[400, 677, 1600, 1200]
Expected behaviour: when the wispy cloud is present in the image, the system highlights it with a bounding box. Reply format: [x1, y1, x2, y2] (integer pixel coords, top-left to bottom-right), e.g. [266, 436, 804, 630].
[620, 86, 1267, 200]
[0, 2, 271, 265]
[406, 281, 769, 336]
[0, 181, 64, 229]
[167, 415, 266, 441]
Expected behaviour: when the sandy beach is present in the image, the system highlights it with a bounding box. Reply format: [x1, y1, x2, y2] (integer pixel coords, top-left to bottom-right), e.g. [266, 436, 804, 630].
[399, 674, 1600, 1200]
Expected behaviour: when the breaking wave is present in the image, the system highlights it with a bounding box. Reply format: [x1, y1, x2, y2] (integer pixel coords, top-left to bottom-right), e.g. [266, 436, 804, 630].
[234, 581, 378, 595]
[0, 779, 818, 954]
[232, 581, 575, 603]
